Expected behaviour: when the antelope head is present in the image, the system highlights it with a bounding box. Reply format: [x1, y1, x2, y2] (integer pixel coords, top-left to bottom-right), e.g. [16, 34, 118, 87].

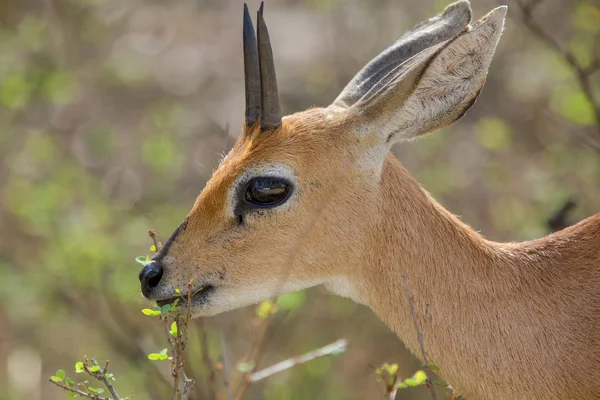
[139, 1, 506, 317]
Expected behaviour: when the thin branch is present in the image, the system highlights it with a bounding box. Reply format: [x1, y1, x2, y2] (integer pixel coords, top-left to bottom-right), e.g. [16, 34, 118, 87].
[49, 380, 110, 400]
[90, 359, 120, 400]
[233, 315, 273, 400]
[220, 332, 233, 400]
[249, 339, 347, 383]
[164, 283, 196, 400]
[513, 0, 600, 135]
[197, 319, 217, 399]
[402, 276, 437, 400]
[148, 229, 161, 251]
[547, 198, 577, 232]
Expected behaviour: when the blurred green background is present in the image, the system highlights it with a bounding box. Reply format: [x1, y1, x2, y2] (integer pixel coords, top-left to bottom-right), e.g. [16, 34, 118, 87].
[1, 0, 599, 399]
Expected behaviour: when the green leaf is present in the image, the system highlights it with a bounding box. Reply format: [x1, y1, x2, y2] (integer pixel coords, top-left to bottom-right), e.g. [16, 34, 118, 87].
[433, 380, 448, 388]
[175, 288, 181, 294]
[404, 370, 428, 387]
[90, 365, 100, 373]
[276, 291, 306, 310]
[159, 354, 168, 360]
[256, 300, 276, 319]
[160, 304, 171, 314]
[0, 74, 32, 110]
[75, 361, 84, 373]
[65, 377, 74, 386]
[159, 348, 168, 356]
[170, 321, 178, 337]
[384, 363, 398, 376]
[475, 117, 512, 152]
[135, 256, 149, 265]
[150, 245, 157, 252]
[56, 369, 66, 380]
[421, 363, 440, 372]
[42, 71, 79, 106]
[69, 391, 75, 397]
[395, 382, 408, 389]
[148, 353, 160, 360]
[50, 376, 63, 382]
[142, 308, 162, 316]
[550, 88, 595, 125]
[106, 373, 115, 381]
[236, 362, 255, 372]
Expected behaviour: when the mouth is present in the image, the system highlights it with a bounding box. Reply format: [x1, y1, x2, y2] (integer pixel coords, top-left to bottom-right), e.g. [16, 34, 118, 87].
[156, 285, 215, 308]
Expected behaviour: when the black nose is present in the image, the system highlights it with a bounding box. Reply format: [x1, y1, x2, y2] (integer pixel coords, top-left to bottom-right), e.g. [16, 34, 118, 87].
[139, 261, 164, 297]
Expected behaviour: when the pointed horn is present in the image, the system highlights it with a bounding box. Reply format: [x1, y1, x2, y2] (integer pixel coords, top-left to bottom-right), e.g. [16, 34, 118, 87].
[257, 2, 281, 131]
[243, 3, 260, 127]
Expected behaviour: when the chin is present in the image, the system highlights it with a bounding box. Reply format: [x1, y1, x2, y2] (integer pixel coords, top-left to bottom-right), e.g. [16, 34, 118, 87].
[188, 286, 276, 318]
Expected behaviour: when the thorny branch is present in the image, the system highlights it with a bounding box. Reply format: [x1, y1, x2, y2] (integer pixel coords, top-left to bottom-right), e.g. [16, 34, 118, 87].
[512, 0, 600, 136]
[402, 276, 437, 400]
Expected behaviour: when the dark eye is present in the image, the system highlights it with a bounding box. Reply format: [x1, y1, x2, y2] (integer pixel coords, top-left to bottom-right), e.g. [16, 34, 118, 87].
[245, 177, 291, 207]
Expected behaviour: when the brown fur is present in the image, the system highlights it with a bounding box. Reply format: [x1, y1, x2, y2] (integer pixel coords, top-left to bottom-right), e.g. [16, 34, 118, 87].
[155, 109, 600, 399]
[146, 3, 600, 398]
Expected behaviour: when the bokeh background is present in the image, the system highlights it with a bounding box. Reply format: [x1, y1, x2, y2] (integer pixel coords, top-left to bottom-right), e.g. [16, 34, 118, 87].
[1, 0, 599, 399]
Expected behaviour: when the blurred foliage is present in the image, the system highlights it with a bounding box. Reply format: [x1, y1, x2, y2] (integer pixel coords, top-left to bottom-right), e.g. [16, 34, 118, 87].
[0, 0, 599, 399]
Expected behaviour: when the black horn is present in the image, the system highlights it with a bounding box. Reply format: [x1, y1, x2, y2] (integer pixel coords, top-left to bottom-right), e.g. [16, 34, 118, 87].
[243, 3, 261, 127]
[256, 2, 281, 131]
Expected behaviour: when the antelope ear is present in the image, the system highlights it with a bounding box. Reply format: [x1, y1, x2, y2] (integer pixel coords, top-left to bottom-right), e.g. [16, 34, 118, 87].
[338, 5, 506, 145]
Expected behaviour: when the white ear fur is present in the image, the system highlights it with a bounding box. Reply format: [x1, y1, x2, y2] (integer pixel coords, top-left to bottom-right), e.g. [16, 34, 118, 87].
[345, 5, 507, 145]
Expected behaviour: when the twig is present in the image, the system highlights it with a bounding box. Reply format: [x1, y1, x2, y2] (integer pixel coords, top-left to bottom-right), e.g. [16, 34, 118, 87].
[90, 359, 121, 400]
[48, 380, 110, 400]
[233, 315, 273, 400]
[49, 356, 122, 400]
[220, 332, 233, 400]
[402, 276, 437, 400]
[164, 281, 196, 400]
[547, 198, 577, 232]
[148, 229, 161, 251]
[197, 319, 217, 399]
[513, 0, 600, 136]
[249, 339, 347, 383]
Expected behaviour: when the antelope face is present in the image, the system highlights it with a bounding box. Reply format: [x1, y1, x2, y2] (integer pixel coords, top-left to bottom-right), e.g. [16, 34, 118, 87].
[138, 1, 506, 316]
[139, 109, 373, 316]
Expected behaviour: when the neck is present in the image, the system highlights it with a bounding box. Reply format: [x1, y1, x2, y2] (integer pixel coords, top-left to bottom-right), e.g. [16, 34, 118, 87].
[343, 154, 600, 399]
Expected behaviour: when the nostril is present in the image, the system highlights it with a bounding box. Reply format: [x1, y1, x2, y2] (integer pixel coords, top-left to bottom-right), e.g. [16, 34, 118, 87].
[147, 268, 163, 289]
[139, 261, 164, 297]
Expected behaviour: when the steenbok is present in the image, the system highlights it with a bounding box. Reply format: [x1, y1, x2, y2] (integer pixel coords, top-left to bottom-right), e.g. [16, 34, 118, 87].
[139, 2, 600, 398]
